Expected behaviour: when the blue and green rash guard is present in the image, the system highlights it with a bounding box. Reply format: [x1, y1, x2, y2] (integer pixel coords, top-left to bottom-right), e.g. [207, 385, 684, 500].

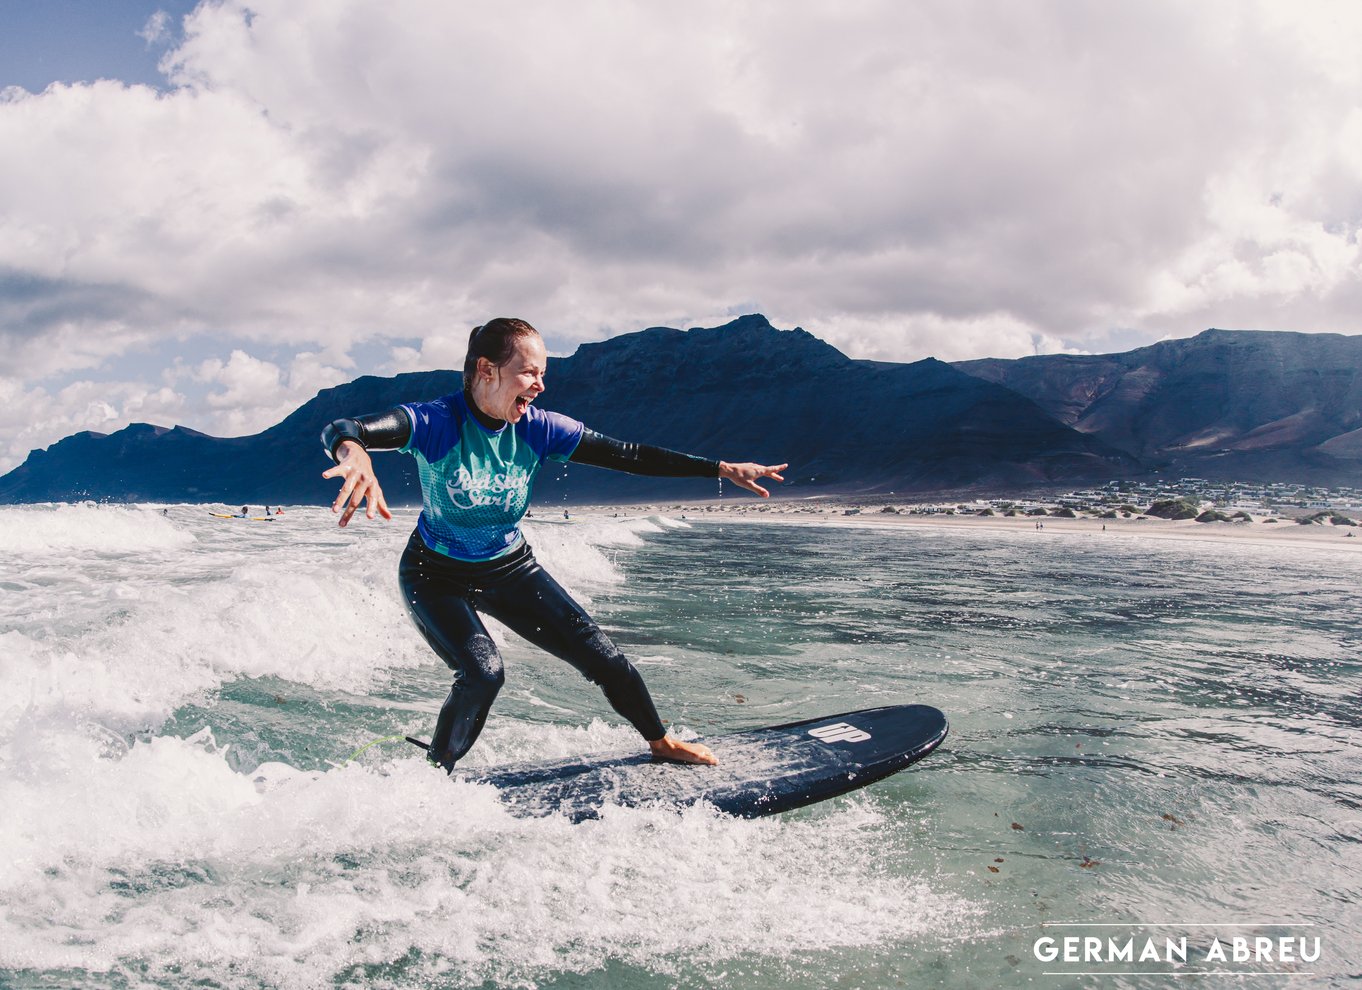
[399, 392, 584, 561]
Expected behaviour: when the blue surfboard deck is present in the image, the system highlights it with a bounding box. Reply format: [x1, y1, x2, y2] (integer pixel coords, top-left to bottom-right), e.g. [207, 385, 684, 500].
[415, 704, 947, 823]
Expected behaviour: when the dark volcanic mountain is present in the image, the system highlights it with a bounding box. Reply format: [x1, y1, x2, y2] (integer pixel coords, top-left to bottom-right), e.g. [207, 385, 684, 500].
[955, 328, 1362, 483]
[0, 315, 1134, 505]
[533, 317, 1134, 501]
[0, 370, 462, 506]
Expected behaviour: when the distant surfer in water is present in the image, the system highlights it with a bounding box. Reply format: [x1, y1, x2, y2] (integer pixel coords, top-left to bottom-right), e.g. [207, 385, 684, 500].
[321, 317, 786, 771]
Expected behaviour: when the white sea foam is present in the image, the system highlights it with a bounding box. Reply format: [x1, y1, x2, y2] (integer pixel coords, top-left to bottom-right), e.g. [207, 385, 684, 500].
[522, 514, 669, 589]
[0, 505, 985, 987]
[0, 508, 659, 741]
[0, 503, 689, 843]
[0, 503, 196, 554]
[11, 505, 1353, 987]
[0, 545, 424, 738]
[651, 513, 692, 530]
[0, 721, 975, 988]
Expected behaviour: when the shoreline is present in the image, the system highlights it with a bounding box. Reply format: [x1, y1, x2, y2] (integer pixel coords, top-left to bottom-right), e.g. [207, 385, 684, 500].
[556, 500, 1362, 553]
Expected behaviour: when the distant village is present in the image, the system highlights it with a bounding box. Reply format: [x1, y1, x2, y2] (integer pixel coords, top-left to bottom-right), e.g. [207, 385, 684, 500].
[881, 478, 1362, 523]
[656, 479, 1362, 526]
[966, 479, 1362, 520]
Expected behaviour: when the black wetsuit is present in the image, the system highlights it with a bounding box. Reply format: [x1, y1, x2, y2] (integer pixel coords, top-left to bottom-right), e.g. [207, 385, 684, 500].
[323, 395, 720, 770]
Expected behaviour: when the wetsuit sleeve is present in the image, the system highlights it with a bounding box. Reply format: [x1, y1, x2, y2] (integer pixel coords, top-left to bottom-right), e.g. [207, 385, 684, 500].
[320, 407, 413, 462]
[569, 430, 721, 477]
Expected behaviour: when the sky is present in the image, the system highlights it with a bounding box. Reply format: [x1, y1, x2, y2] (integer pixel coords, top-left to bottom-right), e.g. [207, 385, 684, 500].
[2, 0, 1361, 473]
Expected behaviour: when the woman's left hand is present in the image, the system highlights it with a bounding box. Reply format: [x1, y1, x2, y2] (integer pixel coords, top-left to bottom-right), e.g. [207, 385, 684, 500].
[718, 461, 788, 497]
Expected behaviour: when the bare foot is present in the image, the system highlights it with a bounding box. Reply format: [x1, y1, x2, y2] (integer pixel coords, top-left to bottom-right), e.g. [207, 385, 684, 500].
[649, 736, 718, 766]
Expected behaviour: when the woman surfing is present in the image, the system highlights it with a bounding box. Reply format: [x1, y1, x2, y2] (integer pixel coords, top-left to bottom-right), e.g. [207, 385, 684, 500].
[321, 318, 786, 771]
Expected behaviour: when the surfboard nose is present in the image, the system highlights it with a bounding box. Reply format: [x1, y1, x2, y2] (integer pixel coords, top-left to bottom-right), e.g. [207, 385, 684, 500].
[789, 704, 948, 759]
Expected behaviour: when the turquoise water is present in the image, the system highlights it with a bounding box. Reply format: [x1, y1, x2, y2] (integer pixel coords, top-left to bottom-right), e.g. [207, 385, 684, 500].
[1, 505, 1358, 988]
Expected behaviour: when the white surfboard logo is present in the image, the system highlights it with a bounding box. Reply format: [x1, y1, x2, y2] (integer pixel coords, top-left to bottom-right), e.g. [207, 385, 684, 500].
[808, 722, 871, 743]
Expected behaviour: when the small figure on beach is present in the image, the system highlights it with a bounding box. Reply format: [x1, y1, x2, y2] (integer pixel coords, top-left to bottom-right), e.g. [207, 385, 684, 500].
[239, 505, 249, 517]
[321, 317, 786, 771]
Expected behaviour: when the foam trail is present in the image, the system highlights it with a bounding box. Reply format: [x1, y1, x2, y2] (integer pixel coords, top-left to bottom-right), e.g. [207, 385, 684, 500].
[0, 724, 973, 989]
[0, 504, 195, 554]
[0, 505, 1006, 990]
[0, 546, 425, 740]
[522, 514, 671, 589]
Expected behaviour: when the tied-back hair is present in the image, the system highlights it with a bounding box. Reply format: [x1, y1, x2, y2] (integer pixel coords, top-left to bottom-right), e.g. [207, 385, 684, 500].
[462, 317, 540, 393]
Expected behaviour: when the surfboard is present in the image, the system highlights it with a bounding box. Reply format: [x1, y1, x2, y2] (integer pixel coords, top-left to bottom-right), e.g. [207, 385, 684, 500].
[409, 704, 947, 822]
[209, 513, 275, 521]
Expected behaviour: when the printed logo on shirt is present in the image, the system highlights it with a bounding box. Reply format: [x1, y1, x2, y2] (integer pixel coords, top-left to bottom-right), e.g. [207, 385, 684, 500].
[444, 465, 532, 511]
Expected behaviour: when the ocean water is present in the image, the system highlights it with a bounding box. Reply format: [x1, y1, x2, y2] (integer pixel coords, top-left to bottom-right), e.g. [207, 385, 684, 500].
[1, 504, 1358, 989]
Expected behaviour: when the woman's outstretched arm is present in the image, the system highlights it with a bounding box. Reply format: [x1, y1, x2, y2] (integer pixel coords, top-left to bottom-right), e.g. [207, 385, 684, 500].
[569, 431, 787, 497]
[319, 409, 410, 526]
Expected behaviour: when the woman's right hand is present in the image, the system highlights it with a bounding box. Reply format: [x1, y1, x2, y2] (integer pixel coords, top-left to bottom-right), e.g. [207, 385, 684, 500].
[322, 440, 393, 527]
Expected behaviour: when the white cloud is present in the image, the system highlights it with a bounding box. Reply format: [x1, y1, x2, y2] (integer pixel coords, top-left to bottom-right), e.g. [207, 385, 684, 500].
[0, 376, 190, 473]
[194, 350, 281, 408]
[3, 0, 1362, 470]
[791, 310, 1065, 366]
[177, 348, 353, 437]
[139, 11, 173, 47]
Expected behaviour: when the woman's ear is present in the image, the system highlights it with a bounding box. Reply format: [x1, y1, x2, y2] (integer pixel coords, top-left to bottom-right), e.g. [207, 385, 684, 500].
[476, 355, 495, 381]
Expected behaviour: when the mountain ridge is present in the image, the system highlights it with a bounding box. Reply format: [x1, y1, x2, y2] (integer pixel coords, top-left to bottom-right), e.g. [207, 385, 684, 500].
[2, 317, 1356, 504]
[955, 327, 1362, 482]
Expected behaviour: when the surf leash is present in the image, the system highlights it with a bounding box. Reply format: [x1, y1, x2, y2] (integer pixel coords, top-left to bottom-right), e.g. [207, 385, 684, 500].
[342, 734, 410, 764]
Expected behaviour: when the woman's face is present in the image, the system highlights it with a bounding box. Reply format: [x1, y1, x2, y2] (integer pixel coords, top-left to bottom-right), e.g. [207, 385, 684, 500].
[474, 334, 547, 423]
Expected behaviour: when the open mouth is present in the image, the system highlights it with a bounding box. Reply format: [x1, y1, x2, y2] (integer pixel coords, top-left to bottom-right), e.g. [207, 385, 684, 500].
[515, 394, 533, 415]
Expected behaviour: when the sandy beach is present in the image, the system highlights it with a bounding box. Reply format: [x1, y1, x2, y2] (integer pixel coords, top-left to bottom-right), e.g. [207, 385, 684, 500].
[564, 499, 1362, 553]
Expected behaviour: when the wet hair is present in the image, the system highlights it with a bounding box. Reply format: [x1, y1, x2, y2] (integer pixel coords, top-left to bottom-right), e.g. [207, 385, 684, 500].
[462, 317, 540, 393]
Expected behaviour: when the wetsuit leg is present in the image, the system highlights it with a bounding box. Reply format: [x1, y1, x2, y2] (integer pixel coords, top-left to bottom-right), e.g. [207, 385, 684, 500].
[399, 544, 505, 770]
[476, 559, 667, 742]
